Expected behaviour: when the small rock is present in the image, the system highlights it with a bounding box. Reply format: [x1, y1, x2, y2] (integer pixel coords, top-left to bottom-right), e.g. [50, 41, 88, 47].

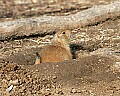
[71, 88, 77, 93]
[9, 79, 19, 85]
[46, 88, 50, 91]
[57, 90, 64, 95]
[2, 79, 8, 83]
[6, 85, 14, 92]
[27, 75, 31, 78]
[77, 89, 82, 93]
[35, 69, 39, 72]
[52, 76, 57, 79]
[31, 0, 38, 4]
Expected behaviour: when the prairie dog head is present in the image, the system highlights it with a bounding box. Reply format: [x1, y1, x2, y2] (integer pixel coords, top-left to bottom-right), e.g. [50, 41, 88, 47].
[51, 30, 72, 48]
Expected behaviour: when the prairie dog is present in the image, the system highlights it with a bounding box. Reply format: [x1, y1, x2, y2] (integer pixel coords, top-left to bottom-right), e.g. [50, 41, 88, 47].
[35, 30, 72, 64]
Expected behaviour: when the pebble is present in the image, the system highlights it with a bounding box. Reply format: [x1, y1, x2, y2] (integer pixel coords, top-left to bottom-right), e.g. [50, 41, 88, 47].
[52, 76, 57, 79]
[6, 85, 14, 92]
[9, 79, 19, 85]
[57, 90, 64, 95]
[71, 88, 77, 93]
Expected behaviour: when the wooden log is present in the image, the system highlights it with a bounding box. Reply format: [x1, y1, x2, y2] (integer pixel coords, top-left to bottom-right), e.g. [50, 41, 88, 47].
[0, 1, 120, 41]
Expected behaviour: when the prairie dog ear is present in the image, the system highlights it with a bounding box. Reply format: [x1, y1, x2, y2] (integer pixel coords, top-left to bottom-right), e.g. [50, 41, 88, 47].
[51, 33, 59, 43]
[54, 31, 62, 38]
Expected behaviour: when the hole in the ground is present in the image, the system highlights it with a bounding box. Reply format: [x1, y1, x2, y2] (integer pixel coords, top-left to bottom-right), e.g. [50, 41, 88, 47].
[70, 44, 84, 59]
[70, 42, 104, 59]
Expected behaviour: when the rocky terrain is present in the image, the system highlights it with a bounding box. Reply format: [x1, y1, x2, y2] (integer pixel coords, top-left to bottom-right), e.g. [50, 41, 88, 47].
[0, 0, 120, 96]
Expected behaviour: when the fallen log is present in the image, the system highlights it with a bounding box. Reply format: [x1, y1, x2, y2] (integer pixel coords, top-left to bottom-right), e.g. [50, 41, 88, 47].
[0, 1, 120, 41]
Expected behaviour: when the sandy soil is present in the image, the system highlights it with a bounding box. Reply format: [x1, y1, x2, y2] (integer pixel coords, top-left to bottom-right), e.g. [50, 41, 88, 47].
[0, 0, 120, 96]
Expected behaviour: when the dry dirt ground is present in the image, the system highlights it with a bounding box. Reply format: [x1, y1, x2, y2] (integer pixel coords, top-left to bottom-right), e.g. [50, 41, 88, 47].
[0, 0, 120, 96]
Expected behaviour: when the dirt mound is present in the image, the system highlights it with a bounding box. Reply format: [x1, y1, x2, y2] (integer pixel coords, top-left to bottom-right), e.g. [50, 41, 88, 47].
[1, 55, 120, 96]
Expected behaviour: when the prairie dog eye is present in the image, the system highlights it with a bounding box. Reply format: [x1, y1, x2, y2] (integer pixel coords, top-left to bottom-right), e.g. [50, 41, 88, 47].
[62, 32, 65, 34]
